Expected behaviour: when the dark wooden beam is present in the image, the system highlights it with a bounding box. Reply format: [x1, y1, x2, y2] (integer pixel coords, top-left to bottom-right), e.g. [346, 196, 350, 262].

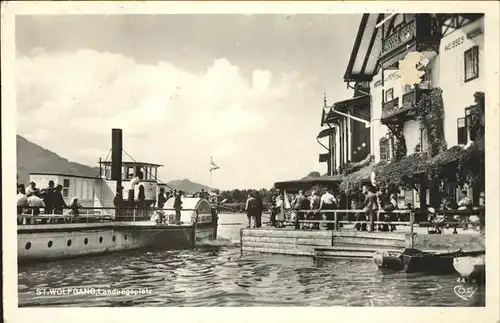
[385, 15, 397, 37]
[360, 14, 384, 76]
[344, 14, 369, 81]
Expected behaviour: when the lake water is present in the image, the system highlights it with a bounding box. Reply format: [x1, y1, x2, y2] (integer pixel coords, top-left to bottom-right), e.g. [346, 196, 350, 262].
[18, 213, 485, 307]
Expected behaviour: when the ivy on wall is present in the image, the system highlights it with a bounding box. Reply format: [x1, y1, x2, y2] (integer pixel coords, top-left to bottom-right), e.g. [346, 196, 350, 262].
[416, 88, 447, 157]
[386, 123, 407, 161]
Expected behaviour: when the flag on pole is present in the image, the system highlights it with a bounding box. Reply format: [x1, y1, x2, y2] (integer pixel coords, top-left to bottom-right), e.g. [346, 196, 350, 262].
[210, 157, 219, 171]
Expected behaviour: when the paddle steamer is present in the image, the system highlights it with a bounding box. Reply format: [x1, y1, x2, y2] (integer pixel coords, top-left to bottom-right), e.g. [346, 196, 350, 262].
[18, 129, 218, 263]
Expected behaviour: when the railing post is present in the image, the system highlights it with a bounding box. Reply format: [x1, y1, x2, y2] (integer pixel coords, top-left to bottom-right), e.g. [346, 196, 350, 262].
[409, 211, 415, 248]
[334, 211, 338, 231]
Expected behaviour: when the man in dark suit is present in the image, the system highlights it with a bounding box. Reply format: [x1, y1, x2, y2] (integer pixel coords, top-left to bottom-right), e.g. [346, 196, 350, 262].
[362, 184, 378, 232]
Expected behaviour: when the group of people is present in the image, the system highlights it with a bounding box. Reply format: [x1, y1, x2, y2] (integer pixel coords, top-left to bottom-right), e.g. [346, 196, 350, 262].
[17, 180, 82, 224]
[268, 188, 339, 230]
[266, 184, 400, 232]
[348, 184, 400, 232]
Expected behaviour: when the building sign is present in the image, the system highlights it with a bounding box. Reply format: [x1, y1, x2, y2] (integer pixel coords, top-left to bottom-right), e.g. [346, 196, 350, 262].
[444, 36, 464, 51]
[467, 28, 483, 39]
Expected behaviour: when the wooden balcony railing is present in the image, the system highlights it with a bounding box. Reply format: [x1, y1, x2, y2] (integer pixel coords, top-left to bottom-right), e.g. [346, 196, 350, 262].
[381, 19, 417, 57]
[402, 88, 432, 110]
[381, 97, 401, 120]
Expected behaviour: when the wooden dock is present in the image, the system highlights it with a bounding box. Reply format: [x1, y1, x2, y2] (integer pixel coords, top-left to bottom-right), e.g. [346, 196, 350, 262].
[240, 208, 484, 259]
[240, 228, 412, 258]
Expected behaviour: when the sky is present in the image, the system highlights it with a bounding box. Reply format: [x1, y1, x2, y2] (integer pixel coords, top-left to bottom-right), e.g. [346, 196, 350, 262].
[16, 14, 360, 190]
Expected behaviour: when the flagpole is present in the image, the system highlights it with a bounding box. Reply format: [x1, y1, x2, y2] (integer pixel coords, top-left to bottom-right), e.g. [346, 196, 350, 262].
[209, 169, 212, 188]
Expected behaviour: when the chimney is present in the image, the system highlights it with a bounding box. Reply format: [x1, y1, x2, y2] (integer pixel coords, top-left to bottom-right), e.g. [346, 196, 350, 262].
[111, 129, 123, 194]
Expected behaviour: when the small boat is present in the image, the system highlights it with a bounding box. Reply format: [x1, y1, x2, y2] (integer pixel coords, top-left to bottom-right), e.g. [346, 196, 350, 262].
[401, 249, 485, 274]
[373, 250, 404, 270]
[453, 254, 485, 284]
[374, 248, 485, 275]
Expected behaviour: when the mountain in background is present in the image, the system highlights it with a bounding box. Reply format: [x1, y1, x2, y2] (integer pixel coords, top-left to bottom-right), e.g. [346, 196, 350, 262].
[165, 178, 212, 192]
[16, 135, 212, 192]
[16, 135, 100, 185]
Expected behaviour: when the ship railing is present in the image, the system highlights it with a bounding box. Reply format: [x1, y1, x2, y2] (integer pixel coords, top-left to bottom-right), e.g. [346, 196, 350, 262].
[18, 206, 202, 225]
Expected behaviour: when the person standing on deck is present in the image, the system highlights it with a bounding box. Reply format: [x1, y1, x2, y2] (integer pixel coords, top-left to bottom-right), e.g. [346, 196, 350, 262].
[157, 187, 167, 209]
[310, 190, 321, 230]
[43, 180, 56, 214]
[17, 185, 28, 224]
[293, 190, 310, 229]
[27, 191, 45, 216]
[174, 190, 183, 224]
[362, 184, 378, 232]
[26, 181, 38, 197]
[319, 188, 337, 230]
[255, 191, 264, 228]
[53, 185, 67, 215]
[245, 193, 258, 228]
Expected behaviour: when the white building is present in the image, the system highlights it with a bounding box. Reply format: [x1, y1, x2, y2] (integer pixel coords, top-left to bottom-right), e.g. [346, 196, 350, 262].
[334, 13, 484, 207]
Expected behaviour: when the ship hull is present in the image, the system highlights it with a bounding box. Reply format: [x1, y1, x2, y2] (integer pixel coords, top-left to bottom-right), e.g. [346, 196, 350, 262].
[18, 221, 217, 264]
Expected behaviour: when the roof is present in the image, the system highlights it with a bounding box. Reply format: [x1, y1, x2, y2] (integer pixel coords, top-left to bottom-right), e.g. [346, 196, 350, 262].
[100, 161, 163, 167]
[339, 162, 380, 193]
[317, 128, 334, 139]
[344, 14, 384, 82]
[322, 95, 371, 126]
[274, 175, 342, 192]
[30, 172, 99, 180]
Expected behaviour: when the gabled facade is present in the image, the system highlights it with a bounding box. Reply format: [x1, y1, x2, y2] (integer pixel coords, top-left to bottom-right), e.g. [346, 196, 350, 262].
[332, 13, 485, 206]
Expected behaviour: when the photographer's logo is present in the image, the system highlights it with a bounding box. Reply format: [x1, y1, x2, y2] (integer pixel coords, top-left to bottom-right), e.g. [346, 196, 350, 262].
[454, 285, 477, 301]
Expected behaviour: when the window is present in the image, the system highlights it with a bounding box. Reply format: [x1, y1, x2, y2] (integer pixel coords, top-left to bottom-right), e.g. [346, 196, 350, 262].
[88, 183, 93, 200]
[63, 178, 70, 198]
[420, 128, 429, 152]
[388, 135, 395, 159]
[379, 137, 389, 161]
[76, 179, 82, 198]
[464, 46, 479, 82]
[457, 118, 467, 145]
[385, 88, 394, 102]
[465, 105, 479, 141]
[403, 84, 413, 94]
[82, 181, 88, 199]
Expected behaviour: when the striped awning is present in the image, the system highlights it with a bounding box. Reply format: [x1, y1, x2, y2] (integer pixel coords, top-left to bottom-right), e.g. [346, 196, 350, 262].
[344, 14, 385, 82]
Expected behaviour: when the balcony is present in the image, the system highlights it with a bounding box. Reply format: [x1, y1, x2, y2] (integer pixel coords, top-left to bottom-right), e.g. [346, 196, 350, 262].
[380, 15, 441, 65]
[381, 88, 432, 123]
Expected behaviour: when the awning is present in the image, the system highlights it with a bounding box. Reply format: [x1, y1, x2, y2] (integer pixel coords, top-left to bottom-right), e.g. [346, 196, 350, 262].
[274, 175, 342, 192]
[317, 128, 334, 139]
[322, 95, 371, 126]
[344, 14, 385, 82]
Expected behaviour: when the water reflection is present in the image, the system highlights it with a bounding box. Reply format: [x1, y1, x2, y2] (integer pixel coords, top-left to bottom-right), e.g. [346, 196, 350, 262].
[18, 214, 485, 307]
